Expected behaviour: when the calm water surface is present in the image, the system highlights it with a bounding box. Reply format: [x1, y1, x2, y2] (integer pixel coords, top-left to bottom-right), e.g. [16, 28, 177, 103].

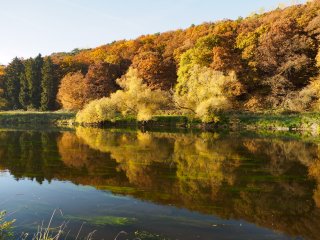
[0, 127, 319, 239]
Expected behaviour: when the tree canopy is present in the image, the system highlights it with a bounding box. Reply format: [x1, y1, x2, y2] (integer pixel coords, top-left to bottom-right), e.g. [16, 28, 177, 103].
[2, 1, 320, 119]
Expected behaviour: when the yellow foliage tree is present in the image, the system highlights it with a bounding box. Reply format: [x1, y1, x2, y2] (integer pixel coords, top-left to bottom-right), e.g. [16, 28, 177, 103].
[0, 65, 9, 109]
[76, 68, 170, 124]
[289, 76, 320, 111]
[174, 65, 243, 123]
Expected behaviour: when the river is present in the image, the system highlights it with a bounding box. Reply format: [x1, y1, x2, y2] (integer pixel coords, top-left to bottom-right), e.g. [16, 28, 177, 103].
[0, 127, 319, 239]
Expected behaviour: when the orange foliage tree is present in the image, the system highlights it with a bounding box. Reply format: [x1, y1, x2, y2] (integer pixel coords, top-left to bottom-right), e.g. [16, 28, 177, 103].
[57, 71, 88, 110]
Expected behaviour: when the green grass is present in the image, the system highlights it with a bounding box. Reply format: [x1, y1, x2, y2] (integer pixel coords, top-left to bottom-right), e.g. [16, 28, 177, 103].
[150, 112, 320, 133]
[227, 112, 320, 132]
[0, 111, 76, 126]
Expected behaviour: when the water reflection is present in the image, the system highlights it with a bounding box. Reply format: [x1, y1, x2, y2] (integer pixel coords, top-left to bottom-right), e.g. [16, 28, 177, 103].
[0, 128, 320, 239]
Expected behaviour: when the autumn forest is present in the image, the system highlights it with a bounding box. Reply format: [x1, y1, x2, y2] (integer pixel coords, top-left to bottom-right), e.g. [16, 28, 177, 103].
[3, 1, 320, 239]
[2, 1, 320, 124]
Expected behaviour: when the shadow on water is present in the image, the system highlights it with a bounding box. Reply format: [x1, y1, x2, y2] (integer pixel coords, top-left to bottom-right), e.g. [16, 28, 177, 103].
[0, 127, 320, 239]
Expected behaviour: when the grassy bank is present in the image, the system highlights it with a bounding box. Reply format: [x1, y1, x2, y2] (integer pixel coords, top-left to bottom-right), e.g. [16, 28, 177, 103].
[79, 112, 320, 133]
[0, 111, 320, 134]
[0, 111, 76, 126]
[157, 112, 320, 133]
[227, 112, 320, 133]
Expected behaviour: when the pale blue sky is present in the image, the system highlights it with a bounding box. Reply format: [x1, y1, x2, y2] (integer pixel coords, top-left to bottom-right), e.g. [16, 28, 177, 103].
[0, 0, 306, 64]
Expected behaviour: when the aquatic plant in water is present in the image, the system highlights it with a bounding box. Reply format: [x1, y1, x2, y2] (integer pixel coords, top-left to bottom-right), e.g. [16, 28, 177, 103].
[0, 211, 15, 240]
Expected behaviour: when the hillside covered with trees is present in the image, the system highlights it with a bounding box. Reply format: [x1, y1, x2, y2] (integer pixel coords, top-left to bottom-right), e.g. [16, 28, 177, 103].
[2, 0, 320, 124]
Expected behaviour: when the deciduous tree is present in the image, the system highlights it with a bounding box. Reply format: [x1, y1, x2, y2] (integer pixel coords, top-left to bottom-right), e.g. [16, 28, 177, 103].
[175, 65, 243, 123]
[76, 68, 170, 123]
[84, 62, 121, 100]
[57, 71, 88, 110]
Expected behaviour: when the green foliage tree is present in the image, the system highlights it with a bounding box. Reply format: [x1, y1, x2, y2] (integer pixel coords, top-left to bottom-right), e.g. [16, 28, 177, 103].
[32, 54, 43, 109]
[4, 58, 24, 109]
[41, 57, 58, 111]
[24, 58, 36, 109]
[19, 72, 29, 109]
[24, 54, 44, 109]
[0, 66, 9, 110]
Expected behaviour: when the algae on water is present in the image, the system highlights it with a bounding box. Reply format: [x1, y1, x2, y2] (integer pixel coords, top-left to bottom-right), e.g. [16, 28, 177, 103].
[65, 215, 136, 226]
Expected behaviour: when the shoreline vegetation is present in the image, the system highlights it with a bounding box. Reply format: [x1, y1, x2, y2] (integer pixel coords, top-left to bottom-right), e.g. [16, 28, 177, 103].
[77, 112, 320, 134]
[1, 111, 320, 134]
[1, 1, 320, 131]
[0, 111, 75, 126]
[0, 210, 167, 240]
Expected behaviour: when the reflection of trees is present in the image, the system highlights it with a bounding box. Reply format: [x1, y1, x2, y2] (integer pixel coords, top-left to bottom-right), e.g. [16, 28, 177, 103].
[0, 131, 64, 183]
[243, 139, 317, 174]
[76, 128, 320, 240]
[76, 127, 178, 198]
[0, 130, 126, 187]
[57, 131, 127, 187]
[1, 128, 320, 239]
[75, 128, 241, 201]
[76, 128, 240, 193]
[308, 147, 320, 208]
[243, 138, 320, 215]
[58, 132, 91, 169]
[229, 138, 320, 239]
[172, 132, 241, 205]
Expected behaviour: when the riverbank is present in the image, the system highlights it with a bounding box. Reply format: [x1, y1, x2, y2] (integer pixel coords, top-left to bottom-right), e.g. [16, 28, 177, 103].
[0, 111, 76, 126]
[1, 111, 320, 134]
[78, 112, 320, 134]
[226, 112, 320, 133]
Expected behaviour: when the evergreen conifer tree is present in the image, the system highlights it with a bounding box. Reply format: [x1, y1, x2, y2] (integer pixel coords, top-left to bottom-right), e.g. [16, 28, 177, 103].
[41, 57, 57, 110]
[4, 57, 24, 109]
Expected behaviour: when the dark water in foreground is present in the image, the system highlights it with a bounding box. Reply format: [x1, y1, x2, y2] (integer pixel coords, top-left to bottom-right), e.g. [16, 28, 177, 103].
[0, 127, 320, 240]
